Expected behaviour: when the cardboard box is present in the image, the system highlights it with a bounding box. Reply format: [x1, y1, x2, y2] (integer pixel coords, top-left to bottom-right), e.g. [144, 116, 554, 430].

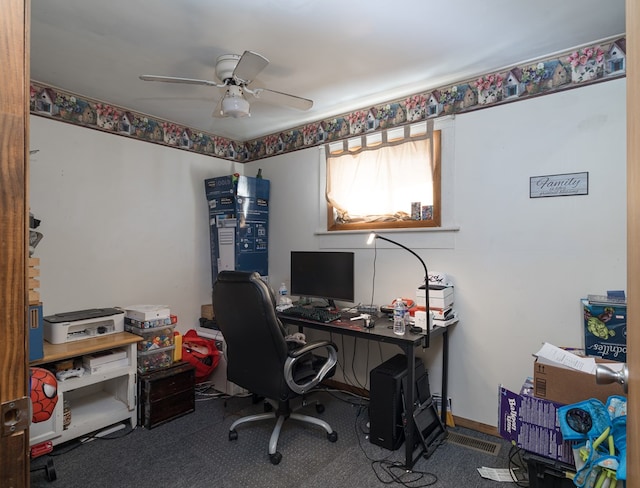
[430, 307, 453, 320]
[125, 305, 171, 322]
[416, 285, 454, 309]
[414, 310, 428, 331]
[204, 175, 270, 286]
[533, 356, 626, 405]
[82, 348, 127, 367]
[581, 298, 627, 362]
[201, 304, 214, 320]
[83, 357, 130, 374]
[498, 381, 574, 465]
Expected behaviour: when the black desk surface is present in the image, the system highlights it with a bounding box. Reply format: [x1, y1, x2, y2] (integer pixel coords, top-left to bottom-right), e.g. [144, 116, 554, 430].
[277, 310, 447, 348]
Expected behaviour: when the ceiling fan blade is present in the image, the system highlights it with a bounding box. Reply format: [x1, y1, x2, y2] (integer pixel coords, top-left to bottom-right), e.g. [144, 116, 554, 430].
[232, 51, 269, 84]
[139, 75, 221, 87]
[252, 87, 313, 111]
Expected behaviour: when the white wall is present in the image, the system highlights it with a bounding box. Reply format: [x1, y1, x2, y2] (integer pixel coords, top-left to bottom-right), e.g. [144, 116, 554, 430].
[246, 78, 627, 426]
[29, 117, 241, 331]
[30, 77, 626, 428]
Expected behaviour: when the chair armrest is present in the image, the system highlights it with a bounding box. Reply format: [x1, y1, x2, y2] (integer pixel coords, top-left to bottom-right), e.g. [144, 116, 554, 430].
[287, 340, 336, 358]
[284, 340, 338, 395]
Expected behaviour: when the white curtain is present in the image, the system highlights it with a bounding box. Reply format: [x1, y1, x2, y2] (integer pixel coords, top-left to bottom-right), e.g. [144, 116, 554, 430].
[326, 137, 433, 222]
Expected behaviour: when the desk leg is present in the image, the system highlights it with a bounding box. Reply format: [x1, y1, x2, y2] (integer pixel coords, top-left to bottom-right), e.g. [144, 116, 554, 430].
[404, 346, 416, 469]
[441, 328, 449, 427]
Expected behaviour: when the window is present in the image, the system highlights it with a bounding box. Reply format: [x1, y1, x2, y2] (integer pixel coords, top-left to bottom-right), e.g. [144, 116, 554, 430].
[325, 127, 441, 231]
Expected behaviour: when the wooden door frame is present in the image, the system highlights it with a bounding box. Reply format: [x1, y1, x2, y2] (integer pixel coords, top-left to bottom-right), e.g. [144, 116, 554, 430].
[0, 0, 30, 485]
[626, 1, 639, 485]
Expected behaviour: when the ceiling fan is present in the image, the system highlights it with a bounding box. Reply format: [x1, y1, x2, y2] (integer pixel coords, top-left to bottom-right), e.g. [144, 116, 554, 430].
[139, 50, 313, 118]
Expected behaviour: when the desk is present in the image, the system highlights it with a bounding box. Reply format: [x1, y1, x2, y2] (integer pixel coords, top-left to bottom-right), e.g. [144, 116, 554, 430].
[278, 311, 454, 469]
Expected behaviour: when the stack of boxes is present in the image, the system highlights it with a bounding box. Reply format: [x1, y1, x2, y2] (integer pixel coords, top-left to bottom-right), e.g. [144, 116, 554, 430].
[125, 305, 197, 430]
[498, 293, 628, 485]
[427, 285, 456, 327]
[28, 213, 45, 362]
[123, 305, 177, 373]
[414, 274, 456, 330]
[498, 359, 626, 482]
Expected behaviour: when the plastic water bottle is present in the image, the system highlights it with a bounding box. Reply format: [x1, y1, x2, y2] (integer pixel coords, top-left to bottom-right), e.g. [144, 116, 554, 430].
[278, 283, 288, 305]
[393, 298, 406, 335]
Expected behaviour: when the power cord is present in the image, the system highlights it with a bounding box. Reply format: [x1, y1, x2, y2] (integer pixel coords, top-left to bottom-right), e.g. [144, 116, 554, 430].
[320, 387, 369, 407]
[332, 332, 367, 390]
[350, 337, 369, 391]
[371, 460, 438, 487]
[45, 424, 136, 458]
[507, 443, 530, 487]
[195, 381, 235, 401]
[350, 400, 438, 487]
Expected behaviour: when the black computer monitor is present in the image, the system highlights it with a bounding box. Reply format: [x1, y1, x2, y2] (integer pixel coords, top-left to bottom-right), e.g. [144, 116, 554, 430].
[290, 251, 355, 308]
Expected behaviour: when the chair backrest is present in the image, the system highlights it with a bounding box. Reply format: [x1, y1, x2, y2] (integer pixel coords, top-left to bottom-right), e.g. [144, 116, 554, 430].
[212, 270, 291, 400]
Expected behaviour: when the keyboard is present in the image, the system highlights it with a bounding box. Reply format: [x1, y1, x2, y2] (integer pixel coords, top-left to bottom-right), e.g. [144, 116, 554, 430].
[278, 306, 341, 323]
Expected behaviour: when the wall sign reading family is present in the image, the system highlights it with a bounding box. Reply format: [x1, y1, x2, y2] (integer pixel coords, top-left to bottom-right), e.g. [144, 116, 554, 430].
[530, 172, 588, 198]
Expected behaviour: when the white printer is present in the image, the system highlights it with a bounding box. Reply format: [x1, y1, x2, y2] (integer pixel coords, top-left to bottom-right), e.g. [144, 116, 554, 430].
[43, 308, 125, 344]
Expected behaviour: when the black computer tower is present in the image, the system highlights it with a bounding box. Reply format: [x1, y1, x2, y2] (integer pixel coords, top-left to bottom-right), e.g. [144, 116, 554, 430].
[369, 353, 430, 450]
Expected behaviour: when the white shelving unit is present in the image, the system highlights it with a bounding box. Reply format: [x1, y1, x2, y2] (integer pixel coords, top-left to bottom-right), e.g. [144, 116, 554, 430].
[29, 332, 141, 447]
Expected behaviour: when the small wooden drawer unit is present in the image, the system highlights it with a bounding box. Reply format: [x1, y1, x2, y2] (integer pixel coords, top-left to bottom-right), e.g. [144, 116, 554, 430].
[137, 361, 195, 429]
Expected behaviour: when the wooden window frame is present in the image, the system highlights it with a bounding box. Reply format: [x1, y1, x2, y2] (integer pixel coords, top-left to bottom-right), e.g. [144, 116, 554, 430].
[327, 130, 441, 232]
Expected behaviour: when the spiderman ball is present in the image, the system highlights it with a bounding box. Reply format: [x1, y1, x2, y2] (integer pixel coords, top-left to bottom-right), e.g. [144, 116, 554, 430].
[30, 367, 58, 423]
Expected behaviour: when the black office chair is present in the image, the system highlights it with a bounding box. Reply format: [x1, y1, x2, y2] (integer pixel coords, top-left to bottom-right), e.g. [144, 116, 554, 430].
[212, 270, 339, 465]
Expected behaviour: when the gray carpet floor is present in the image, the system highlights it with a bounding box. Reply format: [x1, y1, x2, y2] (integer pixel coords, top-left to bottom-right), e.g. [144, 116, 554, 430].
[30, 388, 524, 487]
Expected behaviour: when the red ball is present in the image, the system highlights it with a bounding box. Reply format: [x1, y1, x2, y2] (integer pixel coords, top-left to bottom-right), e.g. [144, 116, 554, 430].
[30, 367, 58, 423]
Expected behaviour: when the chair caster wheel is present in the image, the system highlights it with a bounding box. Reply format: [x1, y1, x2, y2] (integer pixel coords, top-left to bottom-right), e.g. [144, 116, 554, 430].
[45, 459, 57, 481]
[327, 431, 338, 442]
[270, 452, 282, 465]
[315, 403, 325, 414]
[264, 402, 273, 412]
[31, 458, 56, 482]
[229, 430, 238, 441]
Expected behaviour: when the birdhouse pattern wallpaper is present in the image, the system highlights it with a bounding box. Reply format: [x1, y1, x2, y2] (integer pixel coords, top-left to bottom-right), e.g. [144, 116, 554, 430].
[30, 36, 626, 163]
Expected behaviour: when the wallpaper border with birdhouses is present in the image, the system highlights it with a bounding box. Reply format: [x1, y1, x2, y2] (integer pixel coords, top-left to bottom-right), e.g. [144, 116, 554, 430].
[30, 35, 626, 163]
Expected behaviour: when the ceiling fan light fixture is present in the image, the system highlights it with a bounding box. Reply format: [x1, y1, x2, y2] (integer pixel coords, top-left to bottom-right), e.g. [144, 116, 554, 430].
[221, 86, 250, 118]
[140, 51, 312, 120]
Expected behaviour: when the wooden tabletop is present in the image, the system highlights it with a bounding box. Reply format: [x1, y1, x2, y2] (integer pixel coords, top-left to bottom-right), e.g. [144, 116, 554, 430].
[30, 332, 142, 366]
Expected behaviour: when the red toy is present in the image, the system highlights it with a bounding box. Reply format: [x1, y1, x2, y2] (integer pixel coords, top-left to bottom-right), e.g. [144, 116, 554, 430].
[30, 367, 59, 423]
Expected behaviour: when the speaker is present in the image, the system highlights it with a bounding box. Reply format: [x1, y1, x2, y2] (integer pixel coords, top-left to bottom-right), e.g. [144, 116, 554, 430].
[369, 353, 430, 450]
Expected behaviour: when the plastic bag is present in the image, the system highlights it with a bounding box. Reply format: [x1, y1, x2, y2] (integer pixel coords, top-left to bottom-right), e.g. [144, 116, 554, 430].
[182, 329, 220, 383]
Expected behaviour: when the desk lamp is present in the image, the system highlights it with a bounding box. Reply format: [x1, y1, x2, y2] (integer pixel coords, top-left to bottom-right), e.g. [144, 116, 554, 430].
[367, 232, 433, 344]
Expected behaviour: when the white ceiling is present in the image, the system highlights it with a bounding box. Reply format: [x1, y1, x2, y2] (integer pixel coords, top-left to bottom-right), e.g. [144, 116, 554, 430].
[30, 0, 626, 142]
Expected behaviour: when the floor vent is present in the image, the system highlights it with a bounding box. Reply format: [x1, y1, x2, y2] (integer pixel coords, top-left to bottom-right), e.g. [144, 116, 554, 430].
[445, 431, 502, 456]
